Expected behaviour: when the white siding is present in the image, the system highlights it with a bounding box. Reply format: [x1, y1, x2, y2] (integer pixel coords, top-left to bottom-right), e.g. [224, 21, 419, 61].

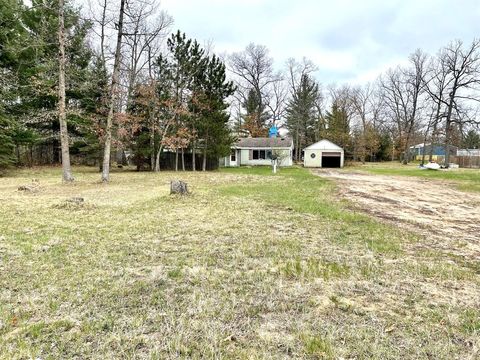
[222, 148, 293, 167]
[304, 149, 322, 167]
[240, 148, 292, 167]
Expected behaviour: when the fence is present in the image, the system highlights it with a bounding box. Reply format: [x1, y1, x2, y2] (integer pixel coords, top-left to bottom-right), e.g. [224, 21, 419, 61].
[451, 156, 480, 169]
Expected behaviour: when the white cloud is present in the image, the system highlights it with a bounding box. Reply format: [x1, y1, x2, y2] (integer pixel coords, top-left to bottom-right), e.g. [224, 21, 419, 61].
[160, 0, 480, 85]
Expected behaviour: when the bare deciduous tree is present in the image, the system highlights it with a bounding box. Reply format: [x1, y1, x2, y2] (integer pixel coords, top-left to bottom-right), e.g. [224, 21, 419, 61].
[380, 49, 428, 163]
[265, 76, 288, 123]
[351, 83, 374, 163]
[122, 0, 173, 105]
[229, 43, 282, 127]
[58, 0, 73, 182]
[437, 39, 480, 165]
[286, 57, 317, 95]
[101, 0, 126, 182]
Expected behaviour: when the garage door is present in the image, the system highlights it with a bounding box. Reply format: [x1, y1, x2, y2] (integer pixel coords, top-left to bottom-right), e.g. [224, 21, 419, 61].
[322, 152, 341, 168]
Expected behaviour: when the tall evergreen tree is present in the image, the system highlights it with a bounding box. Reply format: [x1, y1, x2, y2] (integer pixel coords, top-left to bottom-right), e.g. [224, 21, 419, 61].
[0, 116, 15, 170]
[463, 129, 480, 149]
[195, 54, 235, 170]
[285, 74, 319, 161]
[241, 88, 269, 137]
[141, 31, 235, 172]
[1, 0, 93, 166]
[325, 102, 351, 150]
[0, 0, 27, 167]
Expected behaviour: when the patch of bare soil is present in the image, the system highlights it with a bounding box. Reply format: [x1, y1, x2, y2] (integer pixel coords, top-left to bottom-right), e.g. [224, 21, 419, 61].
[313, 169, 480, 259]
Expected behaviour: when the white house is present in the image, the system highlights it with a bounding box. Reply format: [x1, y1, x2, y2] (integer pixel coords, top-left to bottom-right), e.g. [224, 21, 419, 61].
[221, 137, 293, 167]
[303, 140, 344, 168]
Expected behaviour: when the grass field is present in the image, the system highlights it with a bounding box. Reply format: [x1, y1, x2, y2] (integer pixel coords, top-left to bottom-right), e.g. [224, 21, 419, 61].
[351, 162, 480, 192]
[0, 166, 479, 359]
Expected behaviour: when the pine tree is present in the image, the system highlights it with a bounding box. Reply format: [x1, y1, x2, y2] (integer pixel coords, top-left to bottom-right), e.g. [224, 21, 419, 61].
[0, 116, 15, 170]
[242, 89, 269, 137]
[285, 74, 319, 160]
[325, 103, 350, 150]
[0, 0, 28, 167]
[195, 54, 235, 170]
[463, 129, 480, 149]
[1, 0, 94, 166]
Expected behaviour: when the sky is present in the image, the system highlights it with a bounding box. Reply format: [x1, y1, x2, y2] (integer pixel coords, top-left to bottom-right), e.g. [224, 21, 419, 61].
[161, 0, 480, 85]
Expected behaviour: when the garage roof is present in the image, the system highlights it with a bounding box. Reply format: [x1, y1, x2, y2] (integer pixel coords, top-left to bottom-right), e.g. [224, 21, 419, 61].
[235, 137, 293, 149]
[304, 139, 343, 151]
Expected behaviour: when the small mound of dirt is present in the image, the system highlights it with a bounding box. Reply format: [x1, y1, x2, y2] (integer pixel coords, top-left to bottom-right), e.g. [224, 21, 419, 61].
[53, 197, 96, 211]
[18, 180, 40, 193]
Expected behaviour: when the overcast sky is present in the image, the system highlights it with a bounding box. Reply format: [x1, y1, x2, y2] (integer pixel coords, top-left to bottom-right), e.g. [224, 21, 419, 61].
[161, 0, 480, 85]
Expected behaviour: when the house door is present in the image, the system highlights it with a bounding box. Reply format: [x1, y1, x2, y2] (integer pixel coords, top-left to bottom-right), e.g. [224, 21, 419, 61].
[230, 149, 237, 166]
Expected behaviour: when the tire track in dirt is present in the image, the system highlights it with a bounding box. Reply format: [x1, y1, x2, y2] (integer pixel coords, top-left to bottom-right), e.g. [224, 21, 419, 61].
[313, 169, 480, 259]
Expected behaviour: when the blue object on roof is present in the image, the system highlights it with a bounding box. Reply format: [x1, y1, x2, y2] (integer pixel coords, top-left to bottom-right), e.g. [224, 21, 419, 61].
[269, 124, 278, 138]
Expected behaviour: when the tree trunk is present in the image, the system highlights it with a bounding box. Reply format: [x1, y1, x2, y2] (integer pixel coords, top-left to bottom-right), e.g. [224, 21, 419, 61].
[429, 124, 437, 162]
[16, 145, 20, 164]
[429, 104, 441, 162]
[361, 117, 367, 164]
[421, 140, 427, 165]
[154, 123, 171, 172]
[444, 119, 452, 167]
[58, 0, 73, 182]
[150, 122, 155, 170]
[101, 0, 125, 182]
[444, 97, 455, 167]
[181, 148, 185, 171]
[154, 145, 163, 172]
[192, 141, 196, 171]
[202, 140, 207, 171]
[29, 146, 33, 167]
[295, 127, 300, 161]
[99, 0, 107, 67]
[421, 118, 433, 165]
[175, 149, 178, 171]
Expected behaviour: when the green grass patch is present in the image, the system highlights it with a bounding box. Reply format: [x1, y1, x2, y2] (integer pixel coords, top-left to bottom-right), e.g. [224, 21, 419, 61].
[461, 309, 480, 334]
[220, 166, 405, 254]
[0, 166, 478, 359]
[281, 258, 350, 280]
[354, 163, 480, 192]
[300, 332, 335, 359]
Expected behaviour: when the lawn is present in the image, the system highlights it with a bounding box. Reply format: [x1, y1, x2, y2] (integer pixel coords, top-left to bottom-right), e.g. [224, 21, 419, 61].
[0, 166, 478, 359]
[351, 162, 480, 192]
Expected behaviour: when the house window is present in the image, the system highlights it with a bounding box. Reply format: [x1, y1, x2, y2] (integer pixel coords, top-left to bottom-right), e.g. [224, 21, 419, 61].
[230, 150, 236, 162]
[253, 150, 267, 160]
[266, 150, 272, 159]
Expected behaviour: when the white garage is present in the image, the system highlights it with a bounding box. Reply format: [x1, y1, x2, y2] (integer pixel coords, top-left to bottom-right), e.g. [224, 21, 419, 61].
[304, 140, 344, 168]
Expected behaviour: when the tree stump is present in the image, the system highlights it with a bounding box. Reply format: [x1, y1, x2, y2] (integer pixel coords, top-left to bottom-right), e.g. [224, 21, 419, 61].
[170, 180, 189, 195]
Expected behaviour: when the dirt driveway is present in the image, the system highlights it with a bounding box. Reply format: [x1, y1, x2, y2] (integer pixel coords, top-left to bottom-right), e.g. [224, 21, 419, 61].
[313, 169, 480, 258]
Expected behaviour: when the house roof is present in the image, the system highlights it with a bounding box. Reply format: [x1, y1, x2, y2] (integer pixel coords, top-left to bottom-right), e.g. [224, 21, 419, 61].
[410, 143, 427, 149]
[410, 143, 458, 149]
[304, 139, 343, 151]
[235, 137, 293, 149]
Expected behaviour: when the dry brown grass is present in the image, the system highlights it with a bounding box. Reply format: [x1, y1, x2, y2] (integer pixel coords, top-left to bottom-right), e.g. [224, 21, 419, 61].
[0, 166, 478, 359]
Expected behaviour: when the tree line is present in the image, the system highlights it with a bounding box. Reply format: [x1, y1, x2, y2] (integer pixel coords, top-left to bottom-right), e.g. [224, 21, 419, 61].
[1, 0, 480, 181]
[0, 0, 234, 181]
[228, 43, 480, 165]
